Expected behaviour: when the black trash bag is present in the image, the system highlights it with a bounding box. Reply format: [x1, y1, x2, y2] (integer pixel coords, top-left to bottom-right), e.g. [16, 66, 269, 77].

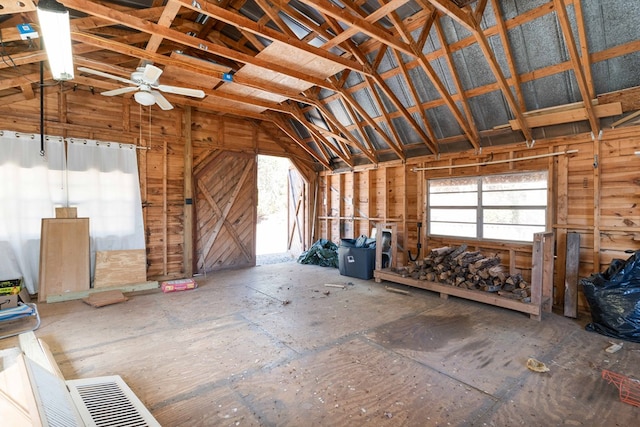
[297, 239, 339, 268]
[581, 250, 640, 342]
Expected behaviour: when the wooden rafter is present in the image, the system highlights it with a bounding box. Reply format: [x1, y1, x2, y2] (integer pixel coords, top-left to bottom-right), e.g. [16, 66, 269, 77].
[288, 104, 355, 167]
[267, 113, 331, 169]
[431, 1, 533, 142]
[573, 0, 595, 100]
[433, 18, 480, 149]
[308, 100, 378, 163]
[364, 76, 407, 158]
[175, 0, 369, 76]
[553, 0, 599, 134]
[141, 0, 181, 62]
[295, 0, 415, 57]
[490, 0, 526, 112]
[63, 0, 337, 91]
[390, 48, 439, 147]
[332, 80, 406, 161]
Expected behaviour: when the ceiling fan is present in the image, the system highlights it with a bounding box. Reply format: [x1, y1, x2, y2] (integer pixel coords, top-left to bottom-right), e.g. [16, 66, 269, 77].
[77, 64, 205, 110]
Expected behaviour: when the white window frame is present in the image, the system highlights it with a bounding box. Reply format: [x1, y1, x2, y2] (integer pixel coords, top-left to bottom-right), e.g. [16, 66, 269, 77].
[427, 171, 548, 243]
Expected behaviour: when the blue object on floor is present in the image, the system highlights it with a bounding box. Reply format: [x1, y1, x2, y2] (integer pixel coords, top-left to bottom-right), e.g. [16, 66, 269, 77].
[0, 303, 41, 340]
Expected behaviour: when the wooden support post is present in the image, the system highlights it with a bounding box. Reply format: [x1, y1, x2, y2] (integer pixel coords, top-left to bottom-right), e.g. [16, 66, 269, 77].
[564, 232, 580, 318]
[183, 106, 194, 277]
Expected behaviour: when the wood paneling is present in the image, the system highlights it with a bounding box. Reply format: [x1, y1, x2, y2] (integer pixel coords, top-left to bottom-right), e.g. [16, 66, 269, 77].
[318, 127, 640, 312]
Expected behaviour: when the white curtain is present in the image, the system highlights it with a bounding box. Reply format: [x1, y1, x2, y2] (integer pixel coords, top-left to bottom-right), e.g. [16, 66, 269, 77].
[0, 131, 145, 294]
[0, 131, 66, 293]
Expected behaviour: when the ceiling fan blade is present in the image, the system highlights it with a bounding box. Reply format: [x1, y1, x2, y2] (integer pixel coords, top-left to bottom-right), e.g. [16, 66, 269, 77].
[77, 66, 137, 86]
[142, 64, 163, 84]
[157, 84, 205, 98]
[101, 86, 139, 97]
[152, 91, 173, 110]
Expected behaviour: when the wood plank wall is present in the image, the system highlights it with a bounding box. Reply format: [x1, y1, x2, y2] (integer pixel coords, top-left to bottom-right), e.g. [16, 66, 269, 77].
[317, 127, 640, 312]
[0, 90, 316, 282]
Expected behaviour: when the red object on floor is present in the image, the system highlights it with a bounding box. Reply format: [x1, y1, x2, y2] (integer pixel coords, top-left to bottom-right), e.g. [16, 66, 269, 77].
[161, 278, 197, 293]
[602, 369, 640, 407]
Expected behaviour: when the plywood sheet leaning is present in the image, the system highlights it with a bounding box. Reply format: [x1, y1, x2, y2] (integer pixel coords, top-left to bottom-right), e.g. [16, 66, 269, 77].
[93, 249, 147, 288]
[38, 218, 90, 302]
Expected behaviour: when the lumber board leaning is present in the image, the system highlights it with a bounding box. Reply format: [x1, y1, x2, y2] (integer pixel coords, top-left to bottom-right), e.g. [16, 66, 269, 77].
[46, 281, 159, 303]
[564, 232, 580, 318]
[38, 218, 90, 302]
[93, 249, 147, 288]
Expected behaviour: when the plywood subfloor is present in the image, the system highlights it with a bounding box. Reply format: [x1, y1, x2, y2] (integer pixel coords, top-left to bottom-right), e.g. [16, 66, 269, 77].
[1, 262, 639, 426]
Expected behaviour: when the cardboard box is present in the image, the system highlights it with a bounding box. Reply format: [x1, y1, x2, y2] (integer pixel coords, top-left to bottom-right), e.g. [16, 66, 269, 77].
[0, 294, 18, 310]
[161, 278, 197, 293]
[0, 278, 22, 296]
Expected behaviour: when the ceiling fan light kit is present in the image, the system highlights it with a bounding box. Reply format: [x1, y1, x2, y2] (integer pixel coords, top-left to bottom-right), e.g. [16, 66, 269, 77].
[77, 64, 205, 110]
[134, 91, 156, 106]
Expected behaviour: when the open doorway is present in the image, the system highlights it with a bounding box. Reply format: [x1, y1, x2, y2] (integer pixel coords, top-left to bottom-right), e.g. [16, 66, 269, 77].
[256, 155, 294, 264]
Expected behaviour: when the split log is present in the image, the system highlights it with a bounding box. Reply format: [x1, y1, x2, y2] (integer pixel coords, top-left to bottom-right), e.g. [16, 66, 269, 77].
[430, 246, 454, 257]
[446, 243, 468, 260]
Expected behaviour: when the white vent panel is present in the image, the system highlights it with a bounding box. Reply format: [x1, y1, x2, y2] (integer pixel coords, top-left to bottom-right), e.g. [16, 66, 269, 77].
[66, 375, 160, 427]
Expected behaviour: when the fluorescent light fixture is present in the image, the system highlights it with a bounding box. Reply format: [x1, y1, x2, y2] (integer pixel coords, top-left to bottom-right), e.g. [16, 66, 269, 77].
[37, 0, 74, 81]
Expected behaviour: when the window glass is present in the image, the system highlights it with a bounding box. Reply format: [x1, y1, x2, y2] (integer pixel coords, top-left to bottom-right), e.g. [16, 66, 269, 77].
[428, 171, 547, 242]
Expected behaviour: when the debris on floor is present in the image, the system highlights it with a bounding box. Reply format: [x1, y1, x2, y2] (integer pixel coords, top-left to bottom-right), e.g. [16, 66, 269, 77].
[297, 239, 339, 268]
[385, 286, 410, 296]
[83, 290, 128, 307]
[324, 283, 345, 289]
[602, 369, 640, 407]
[526, 357, 550, 373]
[605, 342, 624, 354]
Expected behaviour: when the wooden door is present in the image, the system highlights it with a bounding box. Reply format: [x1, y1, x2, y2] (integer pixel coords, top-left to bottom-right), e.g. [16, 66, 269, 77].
[194, 152, 256, 273]
[287, 167, 307, 257]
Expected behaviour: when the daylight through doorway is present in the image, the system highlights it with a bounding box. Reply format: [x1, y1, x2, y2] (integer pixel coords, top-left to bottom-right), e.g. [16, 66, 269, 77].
[256, 155, 293, 264]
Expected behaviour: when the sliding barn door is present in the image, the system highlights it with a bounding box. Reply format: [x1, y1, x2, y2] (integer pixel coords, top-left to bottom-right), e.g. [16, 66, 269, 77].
[287, 167, 307, 257]
[195, 152, 257, 273]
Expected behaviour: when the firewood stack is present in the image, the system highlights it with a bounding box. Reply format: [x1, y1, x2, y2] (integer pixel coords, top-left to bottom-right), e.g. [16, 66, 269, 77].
[398, 244, 532, 302]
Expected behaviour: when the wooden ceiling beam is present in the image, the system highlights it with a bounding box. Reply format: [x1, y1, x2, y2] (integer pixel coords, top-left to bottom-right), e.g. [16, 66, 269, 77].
[433, 18, 479, 150]
[474, 0, 489, 22]
[174, 0, 369, 76]
[573, 0, 595, 100]
[0, 72, 42, 90]
[424, 0, 532, 142]
[62, 0, 337, 91]
[252, 122, 320, 170]
[490, 0, 526, 112]
[426, 0, 476, 30]
[254, 0, 298, 39]
[288, 104, 354, 167]
[473, 29, 533, 142]
[334, 81, 406, 161]
[364, 76, 407, 158]
[295, 0, 415, 57]
[390, 48, 439, 146]
[0, 50, 47, 69]
[309, 101, 378, 163]
[553, 0, 599, 134]
[265, 115, 331, 170]
[141, 0, 182, 65]
[71, 31, 323, 106]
